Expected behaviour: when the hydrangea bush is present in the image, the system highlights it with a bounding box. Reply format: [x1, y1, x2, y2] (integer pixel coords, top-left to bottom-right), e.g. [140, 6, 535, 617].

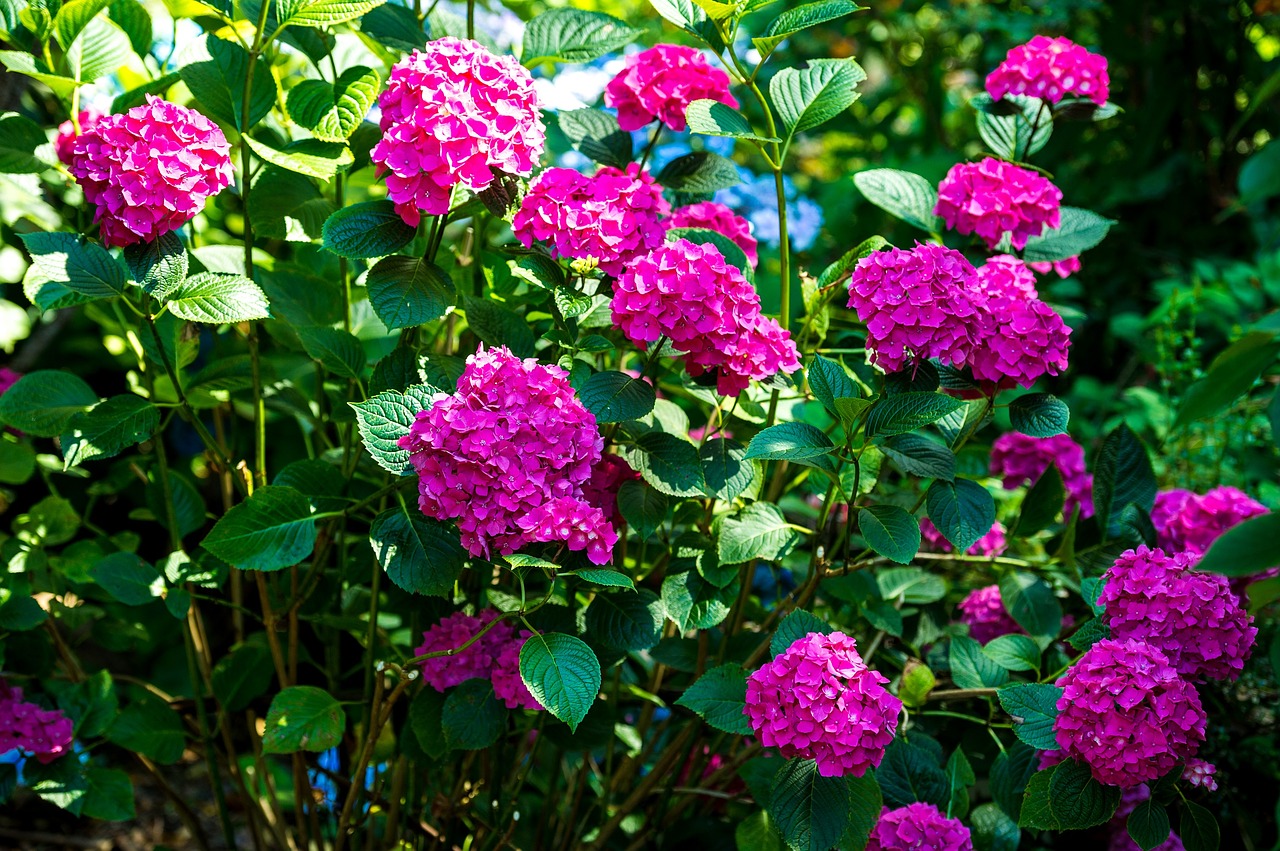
[0, 0, 1274, 849]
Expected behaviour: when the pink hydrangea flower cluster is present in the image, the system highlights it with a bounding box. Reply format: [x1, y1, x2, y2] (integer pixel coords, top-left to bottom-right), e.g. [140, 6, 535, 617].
[1182, 758, 1218, 791]
[866, 803, 974, 851]
[581, 453, 640, 525]
[517, 496, 618, 566]
[604, 44, 738, 132]
[414, 611, 543, 710]
[372, 38, 545, 226]
[1109, 785, 1184, 851]
[1152, 487, 1269, 558]
[956, 584, 1024, 644]
[990, 432, 1094, 519]
[846, 242, 987, 372]
[0, 681, 74, 763]
[1099, 546, 1256, 681]
[1054, 638, 1206, 787]
[67, 96, 232, 248]
[613, 239, 800, 396]
[665, 201, 759, 266]
[969, 256, 1072, 389]
[492, 629, 542, 710]
[1029, 256, 1082, 278]
[512, 165, 669, 277]
[986, 35, 1111, 106]
[401, 346, 613, 563]
[744, 631, 901, 778]
[54, 108, 106, 165]
[935, 158, 1063, 251]
[920, 517, 1008, 557]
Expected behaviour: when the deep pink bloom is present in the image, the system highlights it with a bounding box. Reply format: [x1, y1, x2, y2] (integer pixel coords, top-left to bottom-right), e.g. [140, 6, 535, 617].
[581, 453, 640, 525]
[613, 239, 800, 396]
[512, 164, 669, 277]
[0, 367, 19, 396]
[665, 201, 759, 266]
[1152, 487, 1268, 558]
[1054, 638, 1206, 787]
[846, 242, 987, 373]
[67, 96, 232, 248]
[1183, 758, 1218, 792]
[866, 803, 973, 851]
[1100, 546, 1256, 681]
[54, 108, 106, 165]
[744, 631, 901, 778]
[400, 346, 609, 561]
[935, 158, 1062, 251]
[990, 432, 1094, 519]
[970, 256, 1072, 389]
[0, 680, 74, 763]
[604, 44, 738, 132]
[956, 584, 1024, 644]
[1029, 256, 1082, 278]
[921, 518, 1008, 557]
[986, 35, 1110, 106]
[372, 38, 545, 226]
[492, 629, 543, 710]
[415, 610, 512, 691]
[517, 496, 618, 565]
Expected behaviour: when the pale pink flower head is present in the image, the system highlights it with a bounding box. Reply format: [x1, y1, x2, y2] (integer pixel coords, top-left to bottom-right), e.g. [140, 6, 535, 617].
[1054, 638, 1206, 787]
[866, 803, 974, 851]
[511, 164, 670, 277]
[581, 453, 640, 525]
[1152, 486, 1268, 558]
[612, 239, 800, 396]
[604, 44, 738, 132]
[744, 631, 901, 778]
[492, 629, 543, 710]
[665, 201, 759, 266]
[67, 96, 233, 248]
[1099, 545, 1256, 681]
[55, 108, 106, 165]
[372, 37, 545, 226]
[935, 158, 1062, 251]
[986, 35, 1110, 106]
[990, 432, 1094, 519]
[517, 495, 618, 565]
[415, 610, 513, 691]
[400, 346, 607, 561]
[1029, 256, 1082, 278]
[921, 518, 1008, 558]
[956, 584, 1023, 644]
[1183, 758, 1218, 792]
[0, 680, 74, 763]
[846, 242, 987, 373]
[1108, 785, 1184, 851]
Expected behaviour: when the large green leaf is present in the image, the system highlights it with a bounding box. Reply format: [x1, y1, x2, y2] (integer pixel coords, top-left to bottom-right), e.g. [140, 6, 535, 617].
[21, 231, 126, 311]
[616, 480, 668, 540]
[656, 151, 742, 193]
[999, 572, 1062, 640]
[442, 679, 507, 750]
[973, 92, 1052, 161]
[865, 391, 964, 438]
[0, 112, 55, 173]
[211, 642, 275, 712]
[519, 632, 601, 732]
[0, 370, 97, 437]
[202, 485, 318, 571]
[243, 135, 353, 180]
[1092, 424, 1156, 536]
[753, 0, 863, 59]
[628, 432, 706, 497]
[925, 478, 995, 553]
[124, 232, 187, 300]
[90, 552, 163, 604]
[684, 99, 780, 143]
[997, 683, 1062, 750]
[579, 371, 655, 423]
[53, 0, 113, 50]
[1008, 392, 1069, 437]
[276, 0, 386, 30]
[676, 664, 752, 734]
[1196, 512, 1280, 577]
[1173, 331, 1280, 430]
[770, 609, 832, 657]
[178, 34, 277, 131]
[700, 437, 755, 501]
[743, 422, 835, 463]
[1128, 796, 1173, 851]
[1022, 207, 1115, 264]
[106, 694, 186, 763]
[164, 272, 271, 323]
[323, 200, 417, 259]
[521, 8, 639, 64]
[287, 65, 380, 142]
[583, 588, 663, 651]
[661, 568, 737, 630]
[82, 767, 135, 821]
[365, 255, 454, 329]
[1178, 801, 1220, 851]
[718, 502, 800, 564]
[262, 686, 345, 753]
[1020, 761, 1120, 830]
[249, 167, 335, 243]
[770, 58, 866, 141]
[369, 505, 465, 596]
[557, 108, 633, 169]
[857, 504, 920, 564]
[769, 759, 851, 851]
[350, 383, 439, 475]
[296, 326, 367, 379]
[949, 635, 1009, 688]
[852, 169, 940, 232]
[66, 15, 131, 83]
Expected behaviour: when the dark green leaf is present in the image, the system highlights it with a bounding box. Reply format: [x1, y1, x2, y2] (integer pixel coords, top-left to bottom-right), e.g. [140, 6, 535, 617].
[296, 326, 367, 379]
[879, 434, 955, 481]
[519, 632, 601, 732]
[61, 395, 159, 467]
[1196, 512, 1280, 576]
[997, 682, 1061, 749]
[212, 642, 275, 712]
[106, 694, 185, 763]
[557, 108, 633, 169]
[0, 371, 97, 437]
[1016, 465, 1064, 536]
[365, 255, 454, 329]
[1128, 796, 1173, 851]
[123, 232, 187, 300]
[700, 438, 755, 501]
[807, 354, 857, 419]
[1174, 332, 1280, 430]
[858, 504, 920, 564]
[461, 295, 536, 358]
[1020, 761, 1120, 830]
[1179, 801, 1220, 851]
[676, 664, 752, 734]
[743, 422, 834, 462]
[616, 480, 668, 540]
[370, 505, 465, 596]
[583, 588, 663, 652]
[263, 686, 345, 753]
[90, 552, 162, 604]
[661, 568, 737, 630]
[865, 392, 965, 438]
[25, 758, 87, 815]
[1009, 393, 1070, 437]
[201, 485, 318, 571]
[999, 572, 1062, 640]
[656, 151, 741, 193]
[0, 111, 54, 173]
[1093, 424, 1156, 537]
[442, 679, 507, 750]
[991, 744, 1037, 821]
[322, 200, 416, 259]
[769, 759, 852, 851]
[925, 478, 996, 553]
[1022, 207, 1115, 264]
[178, 34, 277, 130]
[770, 609, 832, 657]
[950, 635, 1009, 688]
[970, 802, 1021, 851]
[877, 739, 949, 808]
[629, 432, 706, 497]
[82, 767, 135, 821]
[718, 502, 799, 564]
[579, 371, 656, 423]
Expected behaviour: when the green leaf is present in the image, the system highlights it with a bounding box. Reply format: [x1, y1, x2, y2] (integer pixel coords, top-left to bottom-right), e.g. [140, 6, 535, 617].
[684, 99, 780, 143]
[661, 568, 737, 630]
[769, 759, 852, 851]
[111, 71, 180, 112]
[286, 65, 380, 142]
[1178, 801, 1220, 851]
[926, 478, 995, 553]
[0, 52, 83, 99]
[66, 15, 130, 83]
[770, 58, 865, 140]
[656, 151, 741, 193]
[202, 485, 318, 571]
[296, 326, 367, 379]
[350, 384, 440, 475]
[0, 112, 54, 173]
[950, 635, 1009, 688]
[1020, 761, 1120, 830]
[1195, 511, 1280, 576]
[984, 634, 1042, 672]
[999, 572, 1063, 640]
[243, 135, 352, 180]
[973, 92, 1052, 161]
[647, 0, 708, 33]
[997, 682, 1061, 749]
[249, 167, 335, 243]
[90, 551, 163, 604]
[211, 642, 275, 712]
[579, 371, 655, 423]
[1067, 617, 1110, 652]
[876, 739, 948, 808]
[519, 632, 601, 732]
[700, 438, 755, 501]
[164, 272, 271, 323]
[718, 502, 800, 564]
[408, 689, 447, 758]
[743, 422, 835, 462]
[370, 505, 465, 596]
[879, 434, 955, 481]
[970, 803, 1021, 851]
[866, 392, 965, 438]
[753, 0, 863, 59]
[25, 758, 87, 815]
[323, 201, 418, 260]
[858, 504, 920, 564]
[0, 370, 97, 437]
[521, 8, 639, 64]
[53, 0, 112, 51]
[991, 744, 1037, 822]
[360, 3, 427, 51]
[899, 660, 936, 708]
[365, 255, 454, 329]
[676, 663, 752, 734]
[557, 108, 632, 169]
[442, 679, 507, 749]
[770, 609, 832, 657]
[1022, 207, 1115, 264]
[1016, 465, 1064, 536]
[852, 168, 939, 232]
[807, 354, 857, 419]
[108, 0, 152, 57]
[276, 0, 386, 29]
[617, 480, 668, 539]
[263, 686, 345, 753]
[1174, 331, 1280, 430]
[20, 231, 126, 311]
[1009, 392, 1070, 437]
[816, 235, 888, 289]
[629, 432, 706, 497]
[1128, 796, 1173, 851]
[123, 232, 187, 300]
[736, 811, 785, 851]
[574, 568, 635, 590]
[106, 694, 185, 763]
[82, 766, 135, 821]
[60, 395, 158, 467]
[0, 440, 36, 486]
[178, 34, 277, 131]
[1093, 424, 1156, 536]
[666, 226, 754, 278]
[584, 588, 663, 651]
[461, 295, 536, 358]
[945, 747, 976, 819]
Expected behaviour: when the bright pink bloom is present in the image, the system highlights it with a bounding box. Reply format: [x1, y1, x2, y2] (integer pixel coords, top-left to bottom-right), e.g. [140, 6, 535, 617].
[1100, 546, 1256, 682]
[744, 631, 901, 778]
[492, 629, 543, 710]
[54, 108, 106, 165]
[400, 346, 608, 561]
[970, 256, 1072, 389]
[846, 242, 987, 373]
[921, 518, 1008, 557]
[956, 584, 1023, 644]
[613, 239, 800, 396]
[986, 35, 1110, 106]
[581, 453, 640, 525]
[866, 803, 973, 851]
[604, 44, 738, 132]
[1108, 785, 1184, 851]
[1152, 487, 1268, 558]
[1054, 638, 1206, 788]
[518, 496, 618, 565]
[990, 432, 1094, 519]
[511, 164, 669, 277]
[1029, 256, 1082, 278]
[935, 158, 1062, 251]
[372, 38, 545, 226]
[0, 681, 74, 763]
[665, 201, 759, 266]
[415, 610, 512, 691]
[1183, 758, 1218, 791]
[67, 96, 232, 248]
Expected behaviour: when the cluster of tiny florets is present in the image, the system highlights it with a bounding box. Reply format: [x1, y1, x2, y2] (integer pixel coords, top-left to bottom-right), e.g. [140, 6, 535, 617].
[517, 496, 618, 566]
[67, 96, 232, 248]
[986, 35, 1110, 106]
[1029, 256, 1082, 278]
[372, 38, 545, 226]
[665, 201, 759, 266]
[604, 44, 738, 132]
[1152, 487, 1269, 558]
[612, 239, 800, 396]
[935, 158, 1062, 251]
[990, 432, 1094, 519]
[415, 611, 542, 710]
[0, 680, 74, 763]
[512, 164, 670, 277]
[866, 803, 974, 851]
[54, 108, 106, 165]
[956, 584, 1024, 644]
[1182, 758, 1218, 792]
[492, 629, 542, 710]
[921, 517, 1008, 558]
[744, 632, 901, 777]
[970, 256, 1072, 389]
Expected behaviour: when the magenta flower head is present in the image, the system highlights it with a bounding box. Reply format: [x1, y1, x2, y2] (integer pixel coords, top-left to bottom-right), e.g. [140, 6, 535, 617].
[55, 108, 106, 165]
[492, 628, 543, 710]
[986, 35, 1110, 106]
[415, 610, 512, 691]
[372, 37, 545, 226]
[1108, 785, 1185, 851]
[744, 631, 901, 778]
[1099, 545, 1256, 681]
[517, 495, 618, 565]
[935, 158, 1062, 251]
[866, 803, 974, 851]
[665, 201, 759, 266]
[400, 345, 613, 562]
[846, 242, 987, 373]
[1029, 256, 1082, 278]
[1182, 758, 1217, 791]
[67, 96, 232, 248]
[970, 256, 1072, 389]
[612, 239, 800, 396]
[1152, 486, 1268, 558]
[0, 680, 74, 763]
[1054, 638, 1207, 787]
[956, 584, 1023, 644]
[511, 164, 670, 277]
[604, 44, 738, 132]
[921, 518, 1008, 558]
[990, 432, 1094, 519]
